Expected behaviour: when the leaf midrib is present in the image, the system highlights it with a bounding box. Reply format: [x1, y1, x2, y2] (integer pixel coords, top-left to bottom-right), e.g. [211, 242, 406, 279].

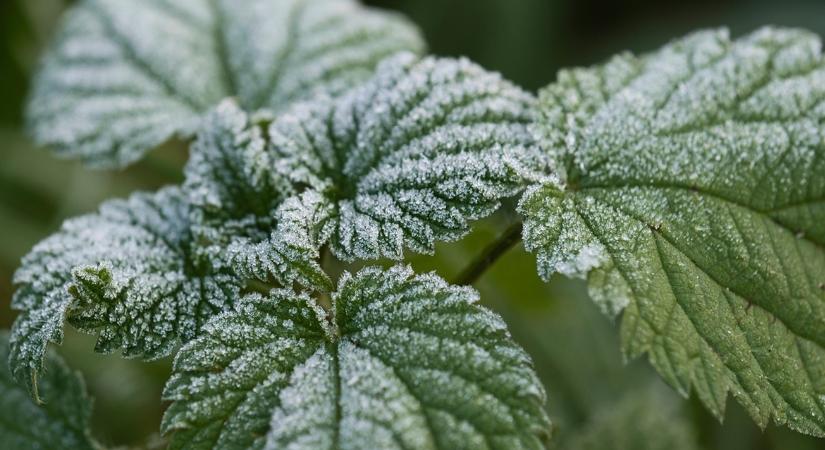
[252, 0, 309, 110]
[90, 3, 208, 111]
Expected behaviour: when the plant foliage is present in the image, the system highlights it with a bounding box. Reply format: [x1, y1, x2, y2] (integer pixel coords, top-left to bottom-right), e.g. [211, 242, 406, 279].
[26, 0, 424, 168]
[520, 27, 825, 435]
[7, 0, 825, 445]
[162, 266, 551, 449]
[9, 187, 243, 397]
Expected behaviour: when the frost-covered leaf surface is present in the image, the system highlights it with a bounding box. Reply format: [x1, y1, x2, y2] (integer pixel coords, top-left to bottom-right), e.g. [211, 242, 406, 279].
[190, 54, 538, 263]
[9, 187, 242, 396]
[521, 27, 825, 435]
[27, 0, 424, 168]
[184, 101, 332, 291]
[162, 265, 551, 450]
[0, 332, 98, 450]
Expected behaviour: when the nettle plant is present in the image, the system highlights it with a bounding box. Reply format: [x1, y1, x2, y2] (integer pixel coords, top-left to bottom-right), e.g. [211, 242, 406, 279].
[2, 0, 825, 449]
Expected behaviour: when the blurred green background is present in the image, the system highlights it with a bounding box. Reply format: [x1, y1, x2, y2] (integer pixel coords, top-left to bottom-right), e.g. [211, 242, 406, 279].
[2, 0, 825, 449]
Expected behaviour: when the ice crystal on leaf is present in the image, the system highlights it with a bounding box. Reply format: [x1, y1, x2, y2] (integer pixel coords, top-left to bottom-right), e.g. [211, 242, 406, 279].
[520, 27, 825, 435]
[188, 54, 540, 265]
[162, 265, 552, 450]
[0, 332, 98, 450]
[185, 101, 333, 291]
[26, 0, 424, 168]
[9, 187, 243, 397]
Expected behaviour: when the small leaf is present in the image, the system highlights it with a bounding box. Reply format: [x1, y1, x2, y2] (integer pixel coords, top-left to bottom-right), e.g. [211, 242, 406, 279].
[9, 187, 242, 396]
[184, 101, 333, 291]
[27, 0, 424, 168]
[0, 332, 99, 450]
[521, 27, 825, 435]
[162, 265, 552, 450]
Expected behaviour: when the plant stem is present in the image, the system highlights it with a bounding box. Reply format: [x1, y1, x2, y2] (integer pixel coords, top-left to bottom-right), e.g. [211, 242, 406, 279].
[454, 221, 523, 286]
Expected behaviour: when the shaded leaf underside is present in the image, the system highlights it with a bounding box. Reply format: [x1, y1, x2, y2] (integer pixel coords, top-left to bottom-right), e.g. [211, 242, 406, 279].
[0, 332, 97, 450]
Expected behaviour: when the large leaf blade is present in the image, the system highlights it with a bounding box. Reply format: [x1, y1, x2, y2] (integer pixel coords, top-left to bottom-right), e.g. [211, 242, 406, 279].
[9, 187, 242, 396]
[521, 27, 825, 435]
[27, 0, 424, 168]
[162, 265, 552, 450]
[183, 55, 539, 267]
[269, 54, 539, 261]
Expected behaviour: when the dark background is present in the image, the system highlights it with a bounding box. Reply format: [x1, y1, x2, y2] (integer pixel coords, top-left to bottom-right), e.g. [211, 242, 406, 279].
[2, 0, 825, 448]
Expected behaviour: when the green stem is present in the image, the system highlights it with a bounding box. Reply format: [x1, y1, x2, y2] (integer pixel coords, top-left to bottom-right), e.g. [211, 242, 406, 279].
[453, 221, 523, 286]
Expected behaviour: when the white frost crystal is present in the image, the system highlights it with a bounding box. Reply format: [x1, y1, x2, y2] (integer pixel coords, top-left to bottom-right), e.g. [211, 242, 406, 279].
[188, 54, 540, 267]
[26, 0, 424, 168]
[185, 101, 333, 291]
[9, 187, 243, 395]
[520, 27, 825, 435]
[162, 265, 552, 450]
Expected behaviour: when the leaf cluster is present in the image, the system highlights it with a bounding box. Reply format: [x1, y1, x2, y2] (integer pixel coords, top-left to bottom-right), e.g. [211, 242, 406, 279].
[4, 0, 825, 447]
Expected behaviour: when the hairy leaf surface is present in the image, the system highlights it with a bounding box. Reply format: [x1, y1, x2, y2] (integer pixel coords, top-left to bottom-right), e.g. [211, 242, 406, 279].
[189, 55, 538, 265]
[27, 0, 424, 168]
[0, 332, 98, 450]
[162, 265, 551, 450]
[9, 187, 242, 396]
[521, 27, 825, 435]
[184, 101, 333, 291]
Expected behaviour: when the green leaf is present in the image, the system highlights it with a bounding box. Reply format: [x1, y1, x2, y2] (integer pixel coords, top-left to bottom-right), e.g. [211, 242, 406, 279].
[26, 0, 424, 168]
[9, 187, 243, 397]
[521, 27, 825, 435]
[563, 386, 700, 450]
[194, 53, 537, 263]
[162, 265, 552, 450]
[184, 101, 333, 291]
[0, 332, 99, 450]
[184, 54, 538, 265]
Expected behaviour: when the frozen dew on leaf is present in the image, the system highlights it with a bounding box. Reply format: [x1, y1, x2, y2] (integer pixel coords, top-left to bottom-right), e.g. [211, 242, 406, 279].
[9, 187, 243, 397]
[162, 265, 552, 450]
[187, 53, 541, 270]
[276, 53, 542, 261]
[26, 0, 425, 168]
[184, 100, 333, 291]
[520, 26, 825, 436]
[0, 332, 98, 450]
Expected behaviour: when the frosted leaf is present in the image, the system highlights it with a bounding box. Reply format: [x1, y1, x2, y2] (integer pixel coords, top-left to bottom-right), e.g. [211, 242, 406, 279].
[9, 187, 243, 396]
[521, 27, 825, 435]
[266, 54, 539, 261]
[26, 0, 424, 168]
[0, 332, 98, 450]
[185, 101, 333, 291]
[162, 265, 551, 450]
